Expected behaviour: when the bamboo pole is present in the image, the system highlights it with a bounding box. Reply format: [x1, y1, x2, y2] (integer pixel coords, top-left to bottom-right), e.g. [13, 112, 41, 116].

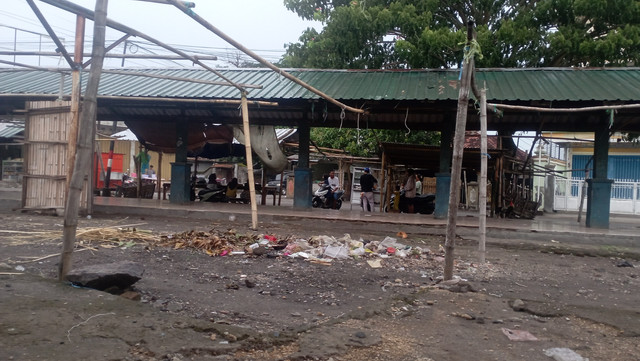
[444, 21, 475, 281]
[82, 34, 129, 68]
[379, 151, 387, 212]
[241, 93, 258, 230]
[59, 0, 108, 280]
[66, 16, 85, 200]
[24, 0, 75, 69]
[97, 69, 262, 89]
[157, 151, 163, 200]
[478, 87, 487, 263]
[0, 51, 218, 61]
[166, 0, 366, 115]
[488, 102, 640, 113]
[103, 120, 118, 196]
[40, 0, 246, 92]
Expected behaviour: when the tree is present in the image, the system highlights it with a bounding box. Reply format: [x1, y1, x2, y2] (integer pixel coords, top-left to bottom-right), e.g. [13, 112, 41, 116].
[281, 0, 640, 69]
[311, 127, 440, 157]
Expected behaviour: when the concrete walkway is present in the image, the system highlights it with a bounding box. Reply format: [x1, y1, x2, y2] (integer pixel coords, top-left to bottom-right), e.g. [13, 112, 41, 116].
[3, 180, 637, 248]
[90, 195, 640, 242]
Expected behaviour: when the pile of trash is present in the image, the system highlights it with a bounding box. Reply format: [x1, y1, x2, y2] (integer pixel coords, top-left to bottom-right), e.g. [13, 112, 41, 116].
[280, 234, 430, 265]
[158, 229, 271, 256]
[159, 229, 432, 265]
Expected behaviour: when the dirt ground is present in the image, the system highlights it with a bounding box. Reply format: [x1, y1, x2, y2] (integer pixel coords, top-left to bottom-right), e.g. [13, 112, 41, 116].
[1, 204, 639, 361]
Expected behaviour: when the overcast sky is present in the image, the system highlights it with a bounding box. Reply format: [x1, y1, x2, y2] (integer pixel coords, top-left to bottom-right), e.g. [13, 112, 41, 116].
[0, 0, 320, 68]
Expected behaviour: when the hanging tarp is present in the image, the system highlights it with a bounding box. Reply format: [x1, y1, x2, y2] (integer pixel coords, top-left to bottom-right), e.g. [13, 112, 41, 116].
[125, 120, 234, 153]
[233, 125, 288, 173]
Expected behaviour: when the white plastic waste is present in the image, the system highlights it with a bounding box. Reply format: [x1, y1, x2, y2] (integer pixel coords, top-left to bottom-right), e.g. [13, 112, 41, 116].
[324, 245, 349, 259]
[543, 348, 589, 361]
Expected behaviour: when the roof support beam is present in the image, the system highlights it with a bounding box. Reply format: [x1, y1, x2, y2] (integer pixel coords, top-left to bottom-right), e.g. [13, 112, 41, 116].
[82, 33, 131, 68]
[0, 51, 218, 61]
[98, 70, 262, 89]
[166, 0, 366, 115]
[39, 0, 245, 92]
[25, 0, 76, 69]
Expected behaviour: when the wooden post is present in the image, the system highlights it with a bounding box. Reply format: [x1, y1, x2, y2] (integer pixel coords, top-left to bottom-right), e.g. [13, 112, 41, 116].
[479, 87, 488, 263]
[379, 151, 387, 212]
[59, 0, 108, 280]
[157, 151, 163, 199]
[66, 15, 85, 198]
[136, 143, 142, 198]
[444, 21, 475, 281]
[102, 120, 118, 196]
[241, 93, 258, 229]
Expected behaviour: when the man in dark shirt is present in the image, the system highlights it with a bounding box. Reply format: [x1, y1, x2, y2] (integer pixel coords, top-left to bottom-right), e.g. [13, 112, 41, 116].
[359, 167, 377, 212]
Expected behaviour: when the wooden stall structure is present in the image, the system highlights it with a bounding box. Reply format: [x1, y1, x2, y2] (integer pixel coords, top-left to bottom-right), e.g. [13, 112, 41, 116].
[22, 100, 88, 212]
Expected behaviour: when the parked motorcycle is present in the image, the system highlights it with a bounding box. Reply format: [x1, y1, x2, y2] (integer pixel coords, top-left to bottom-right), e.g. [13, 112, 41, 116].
[386, 190, 436, 214]
[197, 186, 228, 202]
[312, 183, 344, 210]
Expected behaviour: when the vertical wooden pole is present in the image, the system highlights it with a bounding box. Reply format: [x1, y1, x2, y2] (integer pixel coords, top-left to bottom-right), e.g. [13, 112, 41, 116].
[380, 151, 387, 212]
[478, 87, 488, 263]
[444, 21, 475, 281]
[136, 143, 142, 198]
[103, 120, 118, 196]
[66, 15, 85, 198]
[157, 151, 163, 199]
[241, 93, 258, 229]
[59, 0, 108, 280]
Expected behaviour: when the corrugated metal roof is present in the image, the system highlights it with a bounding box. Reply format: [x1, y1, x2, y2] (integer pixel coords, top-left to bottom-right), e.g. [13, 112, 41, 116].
[0, 122, 24, 138]
[1, 68, 640, 102]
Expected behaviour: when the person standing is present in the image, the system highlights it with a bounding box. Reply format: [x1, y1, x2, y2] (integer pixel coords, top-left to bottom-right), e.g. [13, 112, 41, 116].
[403, 168, 416, 213]
[359, 167, 377, 212]
[327, 170, 342, 209]
[146, 165, 156, 177]
[415, 174, 422, 196]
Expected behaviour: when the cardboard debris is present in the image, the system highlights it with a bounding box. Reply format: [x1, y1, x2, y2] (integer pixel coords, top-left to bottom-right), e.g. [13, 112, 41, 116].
[501, 328, 538, 341]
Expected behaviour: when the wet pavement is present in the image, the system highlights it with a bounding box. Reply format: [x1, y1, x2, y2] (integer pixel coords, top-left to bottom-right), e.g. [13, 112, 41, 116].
[2, 181, 638, 248]
[90, 194, 640, 244]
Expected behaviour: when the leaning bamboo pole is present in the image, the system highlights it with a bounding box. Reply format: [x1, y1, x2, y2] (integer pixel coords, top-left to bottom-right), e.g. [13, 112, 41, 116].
[40, 0, 246, 92]
[59, 0, 108, 280]
[241, 93, 258, 230]
[166, 0, 366, 115]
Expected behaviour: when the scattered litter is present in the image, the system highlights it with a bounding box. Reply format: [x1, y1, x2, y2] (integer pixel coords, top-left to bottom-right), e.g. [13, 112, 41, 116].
[501, 328, 538, 341]
[324, 245, 349, 259]
[310, 259, 332, 266]
[616, 260, 634, 268]
[396, 231, 408, 239]
[14, 265, 25, 272]
[367, 259, 382, 268]
[543, 347, 589, 361]
[452, 312, 475, 320]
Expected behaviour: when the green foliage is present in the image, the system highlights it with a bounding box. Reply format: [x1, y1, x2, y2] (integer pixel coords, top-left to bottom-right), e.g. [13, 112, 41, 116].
[281, 0, 640, 69]
[311, 127, 440, 157]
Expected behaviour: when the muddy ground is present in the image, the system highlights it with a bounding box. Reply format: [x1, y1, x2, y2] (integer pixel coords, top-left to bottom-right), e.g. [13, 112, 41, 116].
[1, 204, 639, 361]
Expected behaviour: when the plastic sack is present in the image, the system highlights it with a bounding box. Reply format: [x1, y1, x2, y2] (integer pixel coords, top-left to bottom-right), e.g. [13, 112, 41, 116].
[324, 245, 349, 259]
[543, 348, 588, 361]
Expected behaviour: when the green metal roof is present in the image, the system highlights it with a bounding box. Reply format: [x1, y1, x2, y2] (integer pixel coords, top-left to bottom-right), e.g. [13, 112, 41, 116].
[0, 122, 24, 138]
[1, 67, 640, 102]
